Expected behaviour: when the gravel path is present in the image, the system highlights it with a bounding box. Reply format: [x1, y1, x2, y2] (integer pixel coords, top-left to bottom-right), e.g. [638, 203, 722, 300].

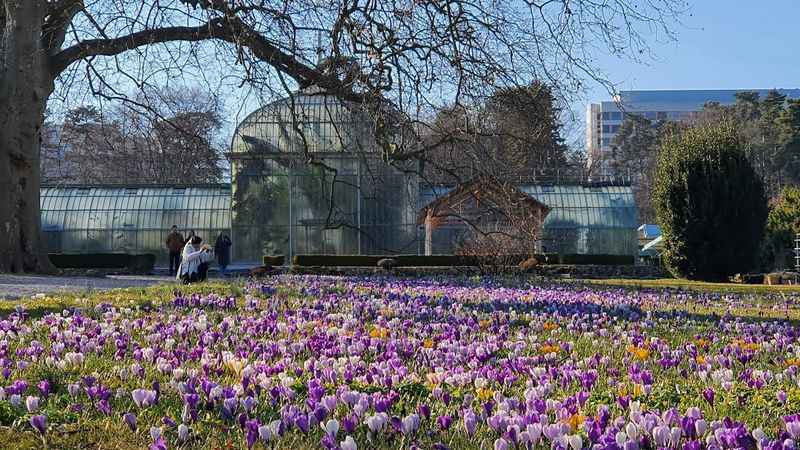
[0, 274, 176, 300]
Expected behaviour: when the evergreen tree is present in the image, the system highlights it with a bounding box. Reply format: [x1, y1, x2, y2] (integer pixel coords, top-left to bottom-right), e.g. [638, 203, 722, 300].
[653, 122, 767, 280]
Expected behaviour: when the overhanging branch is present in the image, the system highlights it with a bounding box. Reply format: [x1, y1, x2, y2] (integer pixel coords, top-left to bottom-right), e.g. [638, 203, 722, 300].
[50, 16, 364, 103]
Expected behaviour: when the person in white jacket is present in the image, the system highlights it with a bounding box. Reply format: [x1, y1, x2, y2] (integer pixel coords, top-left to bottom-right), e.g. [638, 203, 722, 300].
[177, 236, 213, 284]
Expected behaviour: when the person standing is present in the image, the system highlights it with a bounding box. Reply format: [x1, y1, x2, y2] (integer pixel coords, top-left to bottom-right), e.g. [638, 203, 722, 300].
[184, 229, 196, 246]
[165, 225, 184, 276]
[214, 233, 233, 277]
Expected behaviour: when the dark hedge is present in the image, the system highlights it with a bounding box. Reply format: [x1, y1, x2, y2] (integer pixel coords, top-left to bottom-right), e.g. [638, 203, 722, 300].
[652, 122, 767, 280]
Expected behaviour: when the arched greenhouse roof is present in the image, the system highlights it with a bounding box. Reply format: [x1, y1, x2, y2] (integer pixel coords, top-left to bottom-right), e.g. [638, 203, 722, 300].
[230, 89, 378, 156]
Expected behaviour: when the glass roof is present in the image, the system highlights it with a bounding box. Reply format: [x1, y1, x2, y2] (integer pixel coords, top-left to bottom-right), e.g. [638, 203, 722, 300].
[40, 185, 231, 232]
[230, 91, 377, 155]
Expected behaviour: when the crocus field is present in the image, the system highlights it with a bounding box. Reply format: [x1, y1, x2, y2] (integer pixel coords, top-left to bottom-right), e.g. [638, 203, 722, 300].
[2, 276, 800, 450]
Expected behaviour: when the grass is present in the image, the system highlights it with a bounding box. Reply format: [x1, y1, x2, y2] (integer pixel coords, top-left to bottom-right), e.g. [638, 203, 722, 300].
[0, 280, 247, 318]
[1, 275, 800, 449]
[580, 277, 800, 294]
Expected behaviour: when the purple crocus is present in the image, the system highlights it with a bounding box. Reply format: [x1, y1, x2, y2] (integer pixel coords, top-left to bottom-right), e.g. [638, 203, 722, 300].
[149, 437, 167, 450]
[418, 404, 431, 420]
[294, 413, 310, 434]
[37, 380, 51, 397]
[463, 410, 478, 436]
[342, 414, 357, 434]
[30, 415, 46, 434]
[494, 437, 509, 450]
[703, 387, 715, 405]
[96, 399, 112, 416]
[437, 415, 453, 431]
[123, 412, 137, 432]
[245, 419, 259, 449]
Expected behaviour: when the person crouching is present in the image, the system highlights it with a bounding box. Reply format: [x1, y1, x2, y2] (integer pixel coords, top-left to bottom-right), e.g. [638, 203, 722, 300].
[177, 236, 213, 284]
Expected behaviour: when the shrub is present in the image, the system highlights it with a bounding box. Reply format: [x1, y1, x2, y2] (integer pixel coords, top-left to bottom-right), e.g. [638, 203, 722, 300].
[762, 186, 800, 270]
[126, 254, 156, 273]
[559, 254, 634, 265]
[263, 255, 286, 266]
[289, 253, 627, 267]
[395, 255, 479, 266]
[292, 254, 475, 267]
[292, 255, 383, 267]
[48, 253, 155, 273]
[653, 122, 767, 280]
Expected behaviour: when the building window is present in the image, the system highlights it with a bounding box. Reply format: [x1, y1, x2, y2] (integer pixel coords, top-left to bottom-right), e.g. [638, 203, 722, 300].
[601, 111, 622, 120]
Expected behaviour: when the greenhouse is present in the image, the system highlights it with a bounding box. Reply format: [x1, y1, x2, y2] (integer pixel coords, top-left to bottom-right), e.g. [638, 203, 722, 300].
[38, 87, 637, 264]
[420, 183, 638, 256]
[40, 185, 231, 262]
[229, 88, 420, 262]
[39, 181, 637, 263]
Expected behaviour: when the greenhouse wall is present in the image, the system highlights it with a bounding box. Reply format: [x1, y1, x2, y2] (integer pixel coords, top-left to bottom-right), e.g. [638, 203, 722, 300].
[420, 184, 639, 256]
[40, 185, 231, 263]
[228, 88, 421, 262]
[230, 155, 420, 262]
[40, 182, 637, 265]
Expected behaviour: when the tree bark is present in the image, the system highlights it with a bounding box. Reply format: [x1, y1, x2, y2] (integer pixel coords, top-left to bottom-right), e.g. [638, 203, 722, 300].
[0, 0, 55, 273]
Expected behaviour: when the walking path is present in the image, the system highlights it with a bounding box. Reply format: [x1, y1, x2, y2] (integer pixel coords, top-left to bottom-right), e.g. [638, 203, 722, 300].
[0, 263, 258, 300]
[0, 274, 175, 300]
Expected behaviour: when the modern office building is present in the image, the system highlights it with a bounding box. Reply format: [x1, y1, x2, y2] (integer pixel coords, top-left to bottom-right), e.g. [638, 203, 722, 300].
[586, 89, 800, 175]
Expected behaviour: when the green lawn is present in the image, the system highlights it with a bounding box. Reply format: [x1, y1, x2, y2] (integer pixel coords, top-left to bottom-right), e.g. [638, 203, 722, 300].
[580, 277, 800, 294]
[1, 276, 799, 449]
[0, 281, 245, 318]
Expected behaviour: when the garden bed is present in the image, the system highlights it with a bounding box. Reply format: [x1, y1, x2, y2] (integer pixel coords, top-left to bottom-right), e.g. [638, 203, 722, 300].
[0, 276, 797, 449]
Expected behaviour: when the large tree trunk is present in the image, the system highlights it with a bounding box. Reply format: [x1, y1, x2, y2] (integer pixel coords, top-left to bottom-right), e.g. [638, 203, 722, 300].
[0, 1, 55, 273]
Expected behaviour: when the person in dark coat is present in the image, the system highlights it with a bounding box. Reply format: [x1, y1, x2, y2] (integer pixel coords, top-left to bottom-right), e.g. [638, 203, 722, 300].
[214, 233, 232, 276]
[165, 225, 184, 276]
[184, 229, 196, 246]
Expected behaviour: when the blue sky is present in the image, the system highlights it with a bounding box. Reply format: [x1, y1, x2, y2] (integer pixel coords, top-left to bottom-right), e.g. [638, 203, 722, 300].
[53, 1, 799, 154]
[576, 0, 800, 129]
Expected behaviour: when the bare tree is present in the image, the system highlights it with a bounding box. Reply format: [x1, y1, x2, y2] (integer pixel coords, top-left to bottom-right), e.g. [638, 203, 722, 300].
[0, 0, 685, 272]
[424, 82, 571, 184]
[42, 88, 224, 184]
